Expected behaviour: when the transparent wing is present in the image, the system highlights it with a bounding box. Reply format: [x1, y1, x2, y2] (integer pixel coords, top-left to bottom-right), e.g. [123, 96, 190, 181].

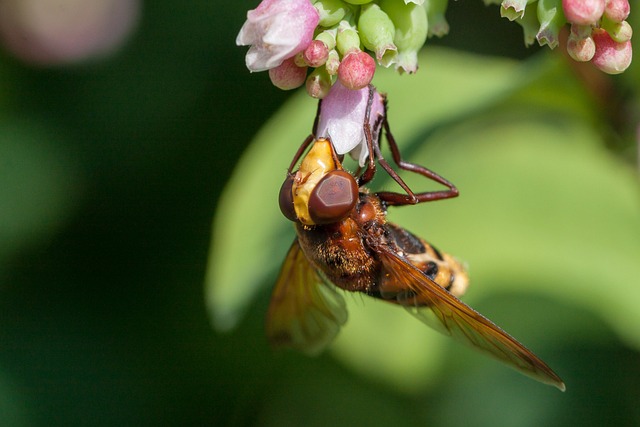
[377, 245, 565, 391]
[266, 239, 348, 356]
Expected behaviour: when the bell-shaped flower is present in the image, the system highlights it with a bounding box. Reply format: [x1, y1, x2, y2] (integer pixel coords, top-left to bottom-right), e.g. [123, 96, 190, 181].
[314, 0, 348, 27]
[315, 81, 385, 167]
[501, 0, 536, 21]
[536, 0, 565, 49]
[425, 0, 451, 38]
[514, 2, 540, 46]
[236, 0, 319, 72]
[381, 0, 429, 73]
[358, 3, 398, 67]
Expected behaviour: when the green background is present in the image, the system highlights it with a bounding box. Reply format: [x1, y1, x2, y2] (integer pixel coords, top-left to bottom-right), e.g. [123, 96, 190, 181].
[1, 1, 639, 425]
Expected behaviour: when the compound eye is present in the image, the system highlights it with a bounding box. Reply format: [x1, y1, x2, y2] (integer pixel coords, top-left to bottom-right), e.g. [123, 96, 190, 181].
[278, 175, 297, 222]
[308, 170, 358, 224]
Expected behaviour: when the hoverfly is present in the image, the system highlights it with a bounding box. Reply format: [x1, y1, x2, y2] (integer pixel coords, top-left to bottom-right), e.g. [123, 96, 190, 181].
[267, 86, 565, 391]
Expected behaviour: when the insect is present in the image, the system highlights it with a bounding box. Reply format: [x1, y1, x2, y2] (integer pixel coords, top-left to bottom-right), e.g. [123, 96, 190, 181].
[267, 86, 565, 391]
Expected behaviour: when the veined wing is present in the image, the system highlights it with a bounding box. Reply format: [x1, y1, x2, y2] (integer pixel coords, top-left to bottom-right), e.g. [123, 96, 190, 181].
[377, 245, 565, 391]
[266, 239, 348, 356]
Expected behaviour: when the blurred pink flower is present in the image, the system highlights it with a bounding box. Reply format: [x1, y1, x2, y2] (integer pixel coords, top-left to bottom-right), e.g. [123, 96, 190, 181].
[604, 0, 630, 23]
[236, 0, 319, 72]
[591, 28, 632, 74]
[316, 81, 385, 167]
[0, 0, 140, 66]
[562, 0, 605, 26]
[566, 32, 596, 62]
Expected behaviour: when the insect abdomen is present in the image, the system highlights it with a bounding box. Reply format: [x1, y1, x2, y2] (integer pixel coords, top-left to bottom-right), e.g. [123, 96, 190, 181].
[386, 223, 469, 299]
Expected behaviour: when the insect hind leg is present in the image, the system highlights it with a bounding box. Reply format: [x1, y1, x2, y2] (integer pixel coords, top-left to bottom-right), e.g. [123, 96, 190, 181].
[375, 104, 459, 206]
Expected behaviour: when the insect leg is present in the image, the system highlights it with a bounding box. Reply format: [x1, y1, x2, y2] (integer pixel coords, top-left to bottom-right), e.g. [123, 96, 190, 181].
[313, 95, 322, 136]
[375, 101, 459, 206]
[283, 95, 327, 174]
[287, 134, 315, 173]
[357, 85, 379, 187]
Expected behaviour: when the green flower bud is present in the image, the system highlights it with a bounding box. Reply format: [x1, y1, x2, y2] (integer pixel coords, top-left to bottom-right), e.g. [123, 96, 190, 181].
[306, 66, 333, 98]
[379, 0, 427, 72]
[336, 21, 361, 55]
[425, 0, 449, 37]
[325, 49, 341, 74]
[514, 2, 539, 46]
[316, 28, 338, 50]
[600, 16, 633, 43]
[314, 0, 348, 27]
[536, 0, 566, 48]
[358, 3, 398, 66]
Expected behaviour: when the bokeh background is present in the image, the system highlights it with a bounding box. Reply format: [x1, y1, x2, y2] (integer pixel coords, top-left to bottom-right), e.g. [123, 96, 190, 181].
[1, 1, 639, 426]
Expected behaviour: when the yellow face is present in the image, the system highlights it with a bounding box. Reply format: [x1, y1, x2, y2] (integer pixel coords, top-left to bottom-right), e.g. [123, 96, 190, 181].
[291, 139, 337, 226]
[279, 138, 359, 227]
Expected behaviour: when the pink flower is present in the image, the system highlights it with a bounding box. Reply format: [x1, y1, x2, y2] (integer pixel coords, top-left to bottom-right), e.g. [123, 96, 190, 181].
[236, 0, 319, 72]
[562, 0, 605, 26]
[303, 40, 329, 67]
[0, 0, 140, 65]
[316, 81, 385, 166]
[604, 0, 630, 23]
[268, 57, 307, 90]
[591, 28, 632, 74]
[337, 50, 376, 90]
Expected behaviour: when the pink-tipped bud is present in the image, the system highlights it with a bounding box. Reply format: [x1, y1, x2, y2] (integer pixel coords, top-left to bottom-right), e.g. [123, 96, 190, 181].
[604, 0, 630, 23]
[303, 40, 330, 67]
[567, 33, 596, 61]
[268, 57, 307, 90]
[591, 28, 632, 74]
[337, 50, 375, 90]
[562, 0, 605, 25]
[604, 19, 633, 43]
[293, 51, 307, 67]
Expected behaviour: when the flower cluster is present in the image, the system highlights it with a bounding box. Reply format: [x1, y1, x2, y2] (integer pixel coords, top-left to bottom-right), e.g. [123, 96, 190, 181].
[237, 0, 633, 99]
[237, 0, 436, 98]
[497, 0, 632, 74]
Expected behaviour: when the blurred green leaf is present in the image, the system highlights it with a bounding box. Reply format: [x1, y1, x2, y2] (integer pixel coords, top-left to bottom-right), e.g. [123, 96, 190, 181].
[206, 47, 639, 391]
[206, 48, 528, 331]
[0, 119, 82, 268]
[0, 368, 30, 427]
[332, 106, 639, 391]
